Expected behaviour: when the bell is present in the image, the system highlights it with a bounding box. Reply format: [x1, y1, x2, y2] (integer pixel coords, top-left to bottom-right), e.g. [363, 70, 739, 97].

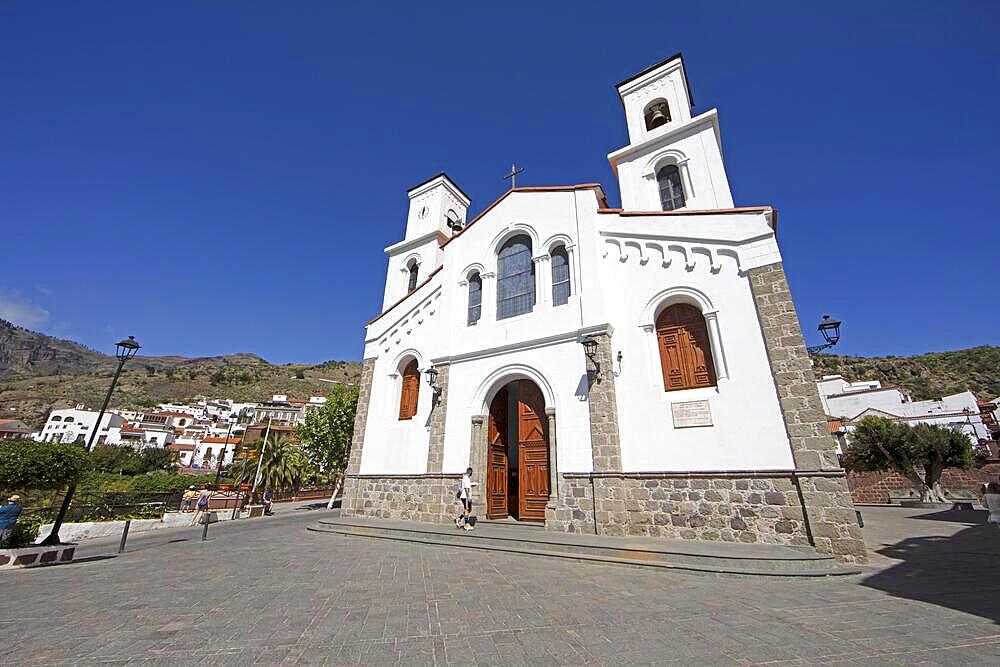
[646, 104, 670, 130]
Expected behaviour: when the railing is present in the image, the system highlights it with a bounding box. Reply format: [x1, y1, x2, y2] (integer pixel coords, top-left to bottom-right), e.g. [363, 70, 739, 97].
[21, 490, 184, 524]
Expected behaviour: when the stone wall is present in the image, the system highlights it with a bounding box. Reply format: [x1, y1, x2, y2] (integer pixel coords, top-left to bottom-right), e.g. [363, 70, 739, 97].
[553, 472, 824, 546]
[343, 474, 462, 524]
[425, 363, 449, 473]
[586, 334, 622, 473]
[848, 463, 1000, 504]
[747, 262, 867, 564]
[341, 358, 376, 517]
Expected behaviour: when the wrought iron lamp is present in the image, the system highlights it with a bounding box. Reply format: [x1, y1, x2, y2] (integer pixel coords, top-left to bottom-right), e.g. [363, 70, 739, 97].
[424, 366, 440, 393]
[580, 336, 601, 381]
[807, 315, 842, 354]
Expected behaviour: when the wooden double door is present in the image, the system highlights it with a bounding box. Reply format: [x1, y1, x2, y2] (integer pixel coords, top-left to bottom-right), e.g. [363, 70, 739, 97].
[486, 380, 550, 522]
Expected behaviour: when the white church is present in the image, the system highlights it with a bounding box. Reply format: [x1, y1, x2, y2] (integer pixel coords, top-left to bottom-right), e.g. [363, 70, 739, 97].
[342, 54, 866, 564]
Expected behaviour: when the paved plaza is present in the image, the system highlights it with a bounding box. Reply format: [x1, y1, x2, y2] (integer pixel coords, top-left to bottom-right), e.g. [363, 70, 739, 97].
[2, 504, 999, 665]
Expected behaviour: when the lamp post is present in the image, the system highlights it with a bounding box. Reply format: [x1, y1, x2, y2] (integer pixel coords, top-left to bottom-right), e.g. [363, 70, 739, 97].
[806, 315, 842, 354]
[40, 336, 141, 545]
[213, 415, 238, 487]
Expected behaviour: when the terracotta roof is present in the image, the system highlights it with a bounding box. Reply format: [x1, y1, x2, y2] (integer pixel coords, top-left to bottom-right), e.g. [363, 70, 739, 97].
[201, 437, 241, 445]
[151, 411, 195, 418]
[168, 443, 196, 451]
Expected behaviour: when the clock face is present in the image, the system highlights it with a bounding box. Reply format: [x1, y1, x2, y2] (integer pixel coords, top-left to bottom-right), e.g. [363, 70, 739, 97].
[417, 206, 429, 220]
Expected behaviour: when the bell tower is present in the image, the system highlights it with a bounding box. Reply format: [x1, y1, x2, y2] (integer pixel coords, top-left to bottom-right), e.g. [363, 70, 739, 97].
[404, 173, 471, 242]
[608, 53, 734, 212]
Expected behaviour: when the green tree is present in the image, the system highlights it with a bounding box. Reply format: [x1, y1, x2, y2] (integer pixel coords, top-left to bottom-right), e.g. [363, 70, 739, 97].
[0, 439, 90, 491]
[90, 444, 178, 476]
[254, 437, 310, 493]
[296, 383, 359, 506]
[843, 416, 974, 503]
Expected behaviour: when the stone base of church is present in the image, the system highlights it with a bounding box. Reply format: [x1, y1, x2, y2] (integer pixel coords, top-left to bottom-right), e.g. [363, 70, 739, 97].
[341, 473, 462, 525]
[547, 471, 867, 564]
[342, 470, 866, 565]
[549, 472, 813, 547]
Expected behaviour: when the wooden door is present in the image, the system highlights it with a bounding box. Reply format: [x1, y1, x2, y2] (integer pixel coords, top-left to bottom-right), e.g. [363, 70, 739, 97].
[517, 380, 550, 522]
[656, 304, 716, 391]
[486, 388, 508, 519]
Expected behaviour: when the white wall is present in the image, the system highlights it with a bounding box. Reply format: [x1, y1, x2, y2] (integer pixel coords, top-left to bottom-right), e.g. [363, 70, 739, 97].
[358, 185, 794, 476]
[596, 212, 794, 471]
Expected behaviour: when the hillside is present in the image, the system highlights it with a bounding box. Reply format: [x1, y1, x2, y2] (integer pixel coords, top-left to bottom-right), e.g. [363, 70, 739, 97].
[0, 320, 362, 428]
[812, 346, 1000, 402]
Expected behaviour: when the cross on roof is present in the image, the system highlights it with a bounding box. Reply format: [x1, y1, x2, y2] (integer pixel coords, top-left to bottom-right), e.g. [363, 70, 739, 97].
[502, 163, 525, 190]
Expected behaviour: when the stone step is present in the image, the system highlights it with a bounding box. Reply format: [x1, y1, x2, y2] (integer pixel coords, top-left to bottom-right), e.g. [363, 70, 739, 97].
[308, 517, 860, 577]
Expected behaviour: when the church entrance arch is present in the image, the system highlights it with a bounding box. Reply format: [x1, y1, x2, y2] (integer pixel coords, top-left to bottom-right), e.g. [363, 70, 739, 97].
[486, 379, 550, 522]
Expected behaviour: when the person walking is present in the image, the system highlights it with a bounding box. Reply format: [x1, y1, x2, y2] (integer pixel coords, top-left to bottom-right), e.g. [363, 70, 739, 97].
[190, 488, 212, 526]
[455, 467, 477, 531]
[0, 495, 22, 546]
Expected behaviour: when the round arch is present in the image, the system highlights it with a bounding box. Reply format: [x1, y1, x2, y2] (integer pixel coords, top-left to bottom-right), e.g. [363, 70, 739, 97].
[470, 363, 556, 416]
[390, 347, 425, 373]
[489, 222, 540, 256]
[639, 286, 714, 328]
[458, 262, 486, 283]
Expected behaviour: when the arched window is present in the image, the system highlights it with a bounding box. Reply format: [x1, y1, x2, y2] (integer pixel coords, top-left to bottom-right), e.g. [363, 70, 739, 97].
[407, 261, 419, 292]
[644, 99, 671, 131]
[398, 359, 420, 420]
[656, 303, 717, 391]
[550, 246, 571, 306]
[52, 416, 63, 422]
[64, 417, 75, 423]
[497, 234, 534, 319]
[467, 272, 482, 325]
[657, 164, 685, 211]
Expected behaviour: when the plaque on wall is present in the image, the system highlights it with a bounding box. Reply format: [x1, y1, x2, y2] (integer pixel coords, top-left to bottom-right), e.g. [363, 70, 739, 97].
[671, 400, 713, 428]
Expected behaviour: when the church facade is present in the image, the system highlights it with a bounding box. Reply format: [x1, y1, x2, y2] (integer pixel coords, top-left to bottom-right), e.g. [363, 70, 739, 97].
[342, 54, 866, 564]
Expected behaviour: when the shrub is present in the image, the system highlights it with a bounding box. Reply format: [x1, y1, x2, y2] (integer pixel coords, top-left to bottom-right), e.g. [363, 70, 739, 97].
[0, 440, 89, 492]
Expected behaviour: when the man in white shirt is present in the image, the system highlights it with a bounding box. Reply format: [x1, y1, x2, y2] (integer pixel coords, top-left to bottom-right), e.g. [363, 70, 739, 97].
[456, 467, 477, 531]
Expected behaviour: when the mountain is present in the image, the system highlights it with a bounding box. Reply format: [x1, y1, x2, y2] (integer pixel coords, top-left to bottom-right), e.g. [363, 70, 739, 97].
[0, 320, 361, 429]
[812, 346, 1000, 402]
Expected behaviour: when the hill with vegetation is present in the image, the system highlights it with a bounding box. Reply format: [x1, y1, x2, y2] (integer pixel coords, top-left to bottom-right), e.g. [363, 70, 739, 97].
[0, 320, 361, 429]
[812, 346, 1000, 402]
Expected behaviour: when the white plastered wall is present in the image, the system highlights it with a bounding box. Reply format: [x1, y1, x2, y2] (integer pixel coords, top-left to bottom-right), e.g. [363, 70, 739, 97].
[597, 211, 795, 471]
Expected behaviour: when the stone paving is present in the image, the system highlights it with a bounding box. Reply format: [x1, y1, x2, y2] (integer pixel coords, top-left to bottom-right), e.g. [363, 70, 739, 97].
[1, 505, 998, 665]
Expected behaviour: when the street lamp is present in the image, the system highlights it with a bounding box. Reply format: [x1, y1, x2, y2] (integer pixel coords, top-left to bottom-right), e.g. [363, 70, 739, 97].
[40, 336, 142, 545]
[424, 366, 439, 391]
[213, 415, 239, 487]
[807, 315, 842, 354]
[579, 336, 601, 381]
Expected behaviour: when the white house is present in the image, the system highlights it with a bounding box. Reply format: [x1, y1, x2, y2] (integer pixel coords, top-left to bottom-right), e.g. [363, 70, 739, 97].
[340, 54, 865, 564]
[36, 407, 125, 445]
[819, 375, 991, 443]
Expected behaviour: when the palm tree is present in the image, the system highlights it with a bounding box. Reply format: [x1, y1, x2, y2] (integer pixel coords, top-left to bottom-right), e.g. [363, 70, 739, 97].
[255, 437, 310, 494]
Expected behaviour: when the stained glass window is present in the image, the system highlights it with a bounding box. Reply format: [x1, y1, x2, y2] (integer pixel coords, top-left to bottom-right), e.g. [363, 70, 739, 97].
[467, 273, 482, 325]
[551, 246, 570, 306]
[497, 235, 535, 320]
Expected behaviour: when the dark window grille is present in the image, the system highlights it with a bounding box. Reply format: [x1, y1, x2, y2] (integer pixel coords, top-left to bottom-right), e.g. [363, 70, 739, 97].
[407, 263, 419, 292]
[467, 273, 482, 325]
[497, 235, 535, 320]
[657, 164, 686, 211]
[551, 246, 571, 306]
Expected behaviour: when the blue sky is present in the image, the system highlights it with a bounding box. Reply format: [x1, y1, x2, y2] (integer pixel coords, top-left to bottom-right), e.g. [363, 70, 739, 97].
[2, 2, 997, 363]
